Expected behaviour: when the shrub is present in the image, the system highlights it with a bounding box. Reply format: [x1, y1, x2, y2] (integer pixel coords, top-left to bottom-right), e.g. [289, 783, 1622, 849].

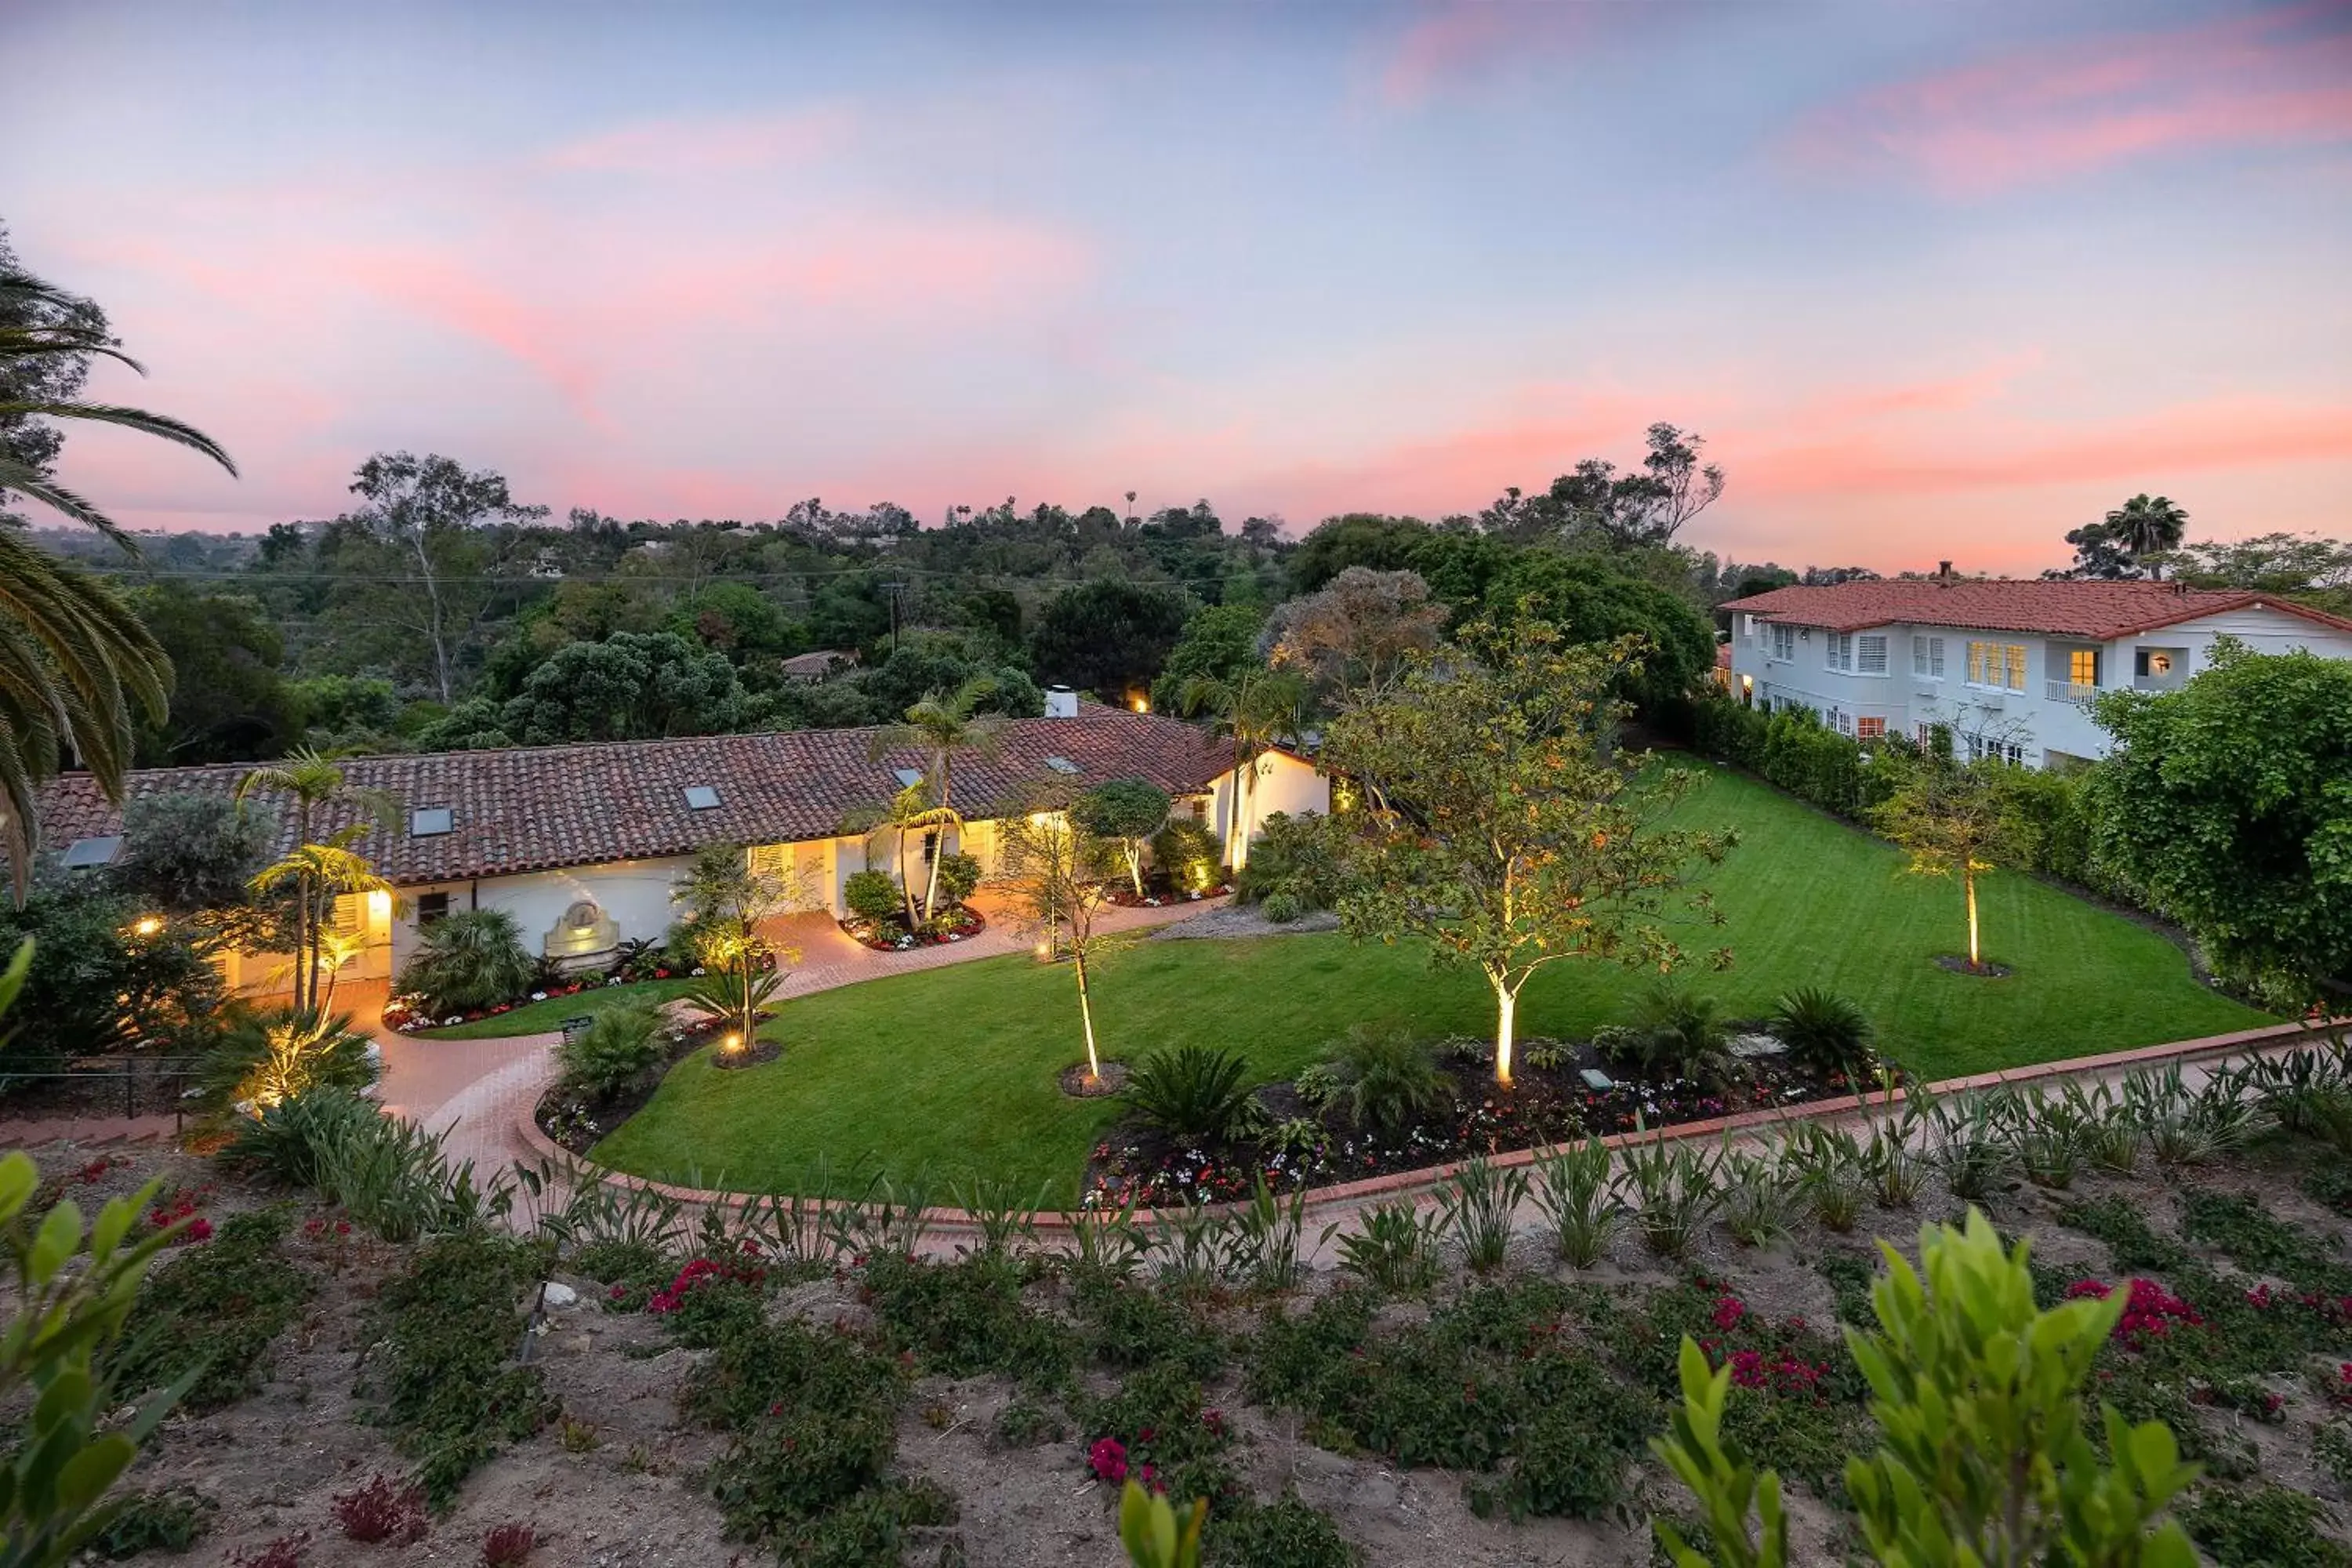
[2179, 1486, 2348, 1568]
[1336, 1200, 1444, 1292]
[200, 1005, 379, 1112]
[228, 1087, 509, 1242]
[935, 850, 982, 905]
[554, 999, 665, 1101]
[479, 1523, 536, 1566]
[1233, 810, 1346, 911]
[361, 1232, 555, 1507]
[1259, 890, 1303, 924]
[1322, 1022, 1447, 1133]
[842, 869, 902, 922]
[1653, 1209, 2201, 1568]
[107, 1208, 313, 1411]
[1126, 1044, 1256, 1145]
[1599, 982, 1736, 1086]
[1766, 988, 1875, 1082]
[95, 1486, 217, 1558]
[1208, 1493, 1360, 1567]
[331, 1474, 428, 1544]
[397, 908, 537, 1013]
[1150, 819, 1223, 893]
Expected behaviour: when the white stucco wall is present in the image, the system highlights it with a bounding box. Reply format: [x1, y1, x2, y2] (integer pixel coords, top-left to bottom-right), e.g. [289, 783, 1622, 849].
[1728, 603, 2352, 768]
[1209, 750, 1331, 863]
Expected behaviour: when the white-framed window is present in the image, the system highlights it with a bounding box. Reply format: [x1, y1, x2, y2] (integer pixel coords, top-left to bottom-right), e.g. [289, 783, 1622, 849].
[1915, 721, 1934, 746]
[1856, 716, 1886, 740]
[1827, 706, 1854, 736]
[1857, 633, 1888, 675]
[1966, 640, 2027, 691]
[1826, 633, 1853, 673]
[1912, 636, 1945, 678]
[1769, 624, 1795, 662]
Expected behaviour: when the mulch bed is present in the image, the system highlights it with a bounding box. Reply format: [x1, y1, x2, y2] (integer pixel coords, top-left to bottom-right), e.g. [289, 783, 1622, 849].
[1083, 1036, 1882, 1210]
[1104, 881, 1233, 909]
[1058, 1062, 1131, 1098]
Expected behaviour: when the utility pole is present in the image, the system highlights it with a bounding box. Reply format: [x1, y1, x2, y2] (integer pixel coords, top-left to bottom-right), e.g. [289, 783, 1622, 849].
[883, 579, 909, 655]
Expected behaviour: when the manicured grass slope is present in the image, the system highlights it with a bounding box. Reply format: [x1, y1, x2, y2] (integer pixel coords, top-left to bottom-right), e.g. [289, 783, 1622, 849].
[591, 766, 2266, 1202]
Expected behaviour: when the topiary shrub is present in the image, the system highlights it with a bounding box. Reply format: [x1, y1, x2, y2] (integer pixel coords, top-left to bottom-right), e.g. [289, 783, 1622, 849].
[842, 869, 902, 923]
[1125, 1044, 1256, 1145]
[396, 908, 536, 1013]
[1768, 987, 1877, 1082]
[555, 999, 666, 1101]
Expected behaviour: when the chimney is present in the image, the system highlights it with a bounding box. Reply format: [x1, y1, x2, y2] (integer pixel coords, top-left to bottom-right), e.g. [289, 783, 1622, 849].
[1044, 684, 1079, 719]
[1936, 561, 1954, 585]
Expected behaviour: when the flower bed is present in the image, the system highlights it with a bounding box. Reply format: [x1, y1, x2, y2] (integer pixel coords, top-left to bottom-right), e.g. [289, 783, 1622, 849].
[532, 1014, 731, 1156]
[1102, 877, 1232, 909]
[839, 901, 985, 952]
[383, 950, 777, 1032]
[1082, 1034, 1885, 1210]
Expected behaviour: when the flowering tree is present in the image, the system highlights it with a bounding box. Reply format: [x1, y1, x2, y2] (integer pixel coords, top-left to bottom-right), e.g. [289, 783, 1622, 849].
[1321, 619, 1733, 1085]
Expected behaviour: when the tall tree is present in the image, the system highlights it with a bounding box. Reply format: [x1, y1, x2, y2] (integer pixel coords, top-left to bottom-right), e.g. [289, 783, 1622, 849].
[1149, 603, 1267, 714]
[2090, 640, 2352, 1014]
[1029, 579, 1194, 699]
[337, 452, 548, 702]
[0, 261, 234, 895]
[1263, 567, 1448, 700]
[234, 750, 396, 1011]
[1323, 621, 1733, 1083]
[2104, 494, 2189, 578]
[868, 677, 1007, 919]
[127, 585, 301, 765]
[1482, 424, 1726, 550]
[1178, 665, 1307, 872]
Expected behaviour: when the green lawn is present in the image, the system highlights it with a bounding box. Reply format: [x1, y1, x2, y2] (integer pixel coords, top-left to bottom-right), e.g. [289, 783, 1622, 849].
[416, 977, 699, 1039]
[590, 765, 2268, 1203]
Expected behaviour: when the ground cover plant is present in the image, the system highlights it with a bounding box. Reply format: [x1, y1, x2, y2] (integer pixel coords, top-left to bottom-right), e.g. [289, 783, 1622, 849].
[592, 765, 2261, 1202]
[107, 1207, 314, 1412]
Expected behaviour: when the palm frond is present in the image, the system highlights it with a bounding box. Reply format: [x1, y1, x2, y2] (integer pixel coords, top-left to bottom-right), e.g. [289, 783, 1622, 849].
[0, 401, 237, 477]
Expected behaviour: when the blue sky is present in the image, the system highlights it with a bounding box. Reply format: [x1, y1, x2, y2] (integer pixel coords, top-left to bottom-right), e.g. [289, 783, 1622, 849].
[7, 0, 2349, 572]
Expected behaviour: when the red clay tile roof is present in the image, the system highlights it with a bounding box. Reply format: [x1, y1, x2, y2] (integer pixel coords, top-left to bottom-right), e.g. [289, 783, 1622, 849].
[31, 710, 1239, 887]
[1718, 579, 2352, 641]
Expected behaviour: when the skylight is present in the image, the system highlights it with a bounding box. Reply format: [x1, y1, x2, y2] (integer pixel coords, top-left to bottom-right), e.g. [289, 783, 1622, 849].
[411, 808, 453, 837]
[891, 768, 924, 789]
[1044, 757, 1080, 775]
[684, 786, 720, 811]
[60, 835, 122, 869]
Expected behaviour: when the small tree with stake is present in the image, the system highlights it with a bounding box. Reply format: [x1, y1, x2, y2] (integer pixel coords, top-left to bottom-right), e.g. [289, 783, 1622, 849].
[999, 798, 1132, 1087]
[1868, 748, 2024, 975]
[1321, 617, 1733, 1086]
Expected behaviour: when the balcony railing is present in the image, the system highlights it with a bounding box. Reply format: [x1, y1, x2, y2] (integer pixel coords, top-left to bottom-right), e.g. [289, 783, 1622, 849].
[2045, 680, 2100, 706]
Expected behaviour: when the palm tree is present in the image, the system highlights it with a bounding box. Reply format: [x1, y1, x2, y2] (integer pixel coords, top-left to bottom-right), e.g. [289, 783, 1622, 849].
[868, 677, 1004, 919]
[0, 268, 236, 896]
[2106, 495, 2189, 579]
[847, 783, 962, 929]
[236, 750, 397, 1011]
[1178, 666, 1307, 872]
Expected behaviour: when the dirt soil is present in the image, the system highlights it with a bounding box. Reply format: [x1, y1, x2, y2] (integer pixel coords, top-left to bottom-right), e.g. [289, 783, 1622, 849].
[33, 1134, 2352, 1568]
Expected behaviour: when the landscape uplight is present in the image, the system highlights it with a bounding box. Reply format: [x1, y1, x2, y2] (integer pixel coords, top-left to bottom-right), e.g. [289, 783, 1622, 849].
[129, 915, 164, 938]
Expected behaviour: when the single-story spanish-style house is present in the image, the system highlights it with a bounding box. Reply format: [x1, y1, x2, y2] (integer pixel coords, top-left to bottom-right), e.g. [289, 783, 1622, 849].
[31, 695, 1328, 994]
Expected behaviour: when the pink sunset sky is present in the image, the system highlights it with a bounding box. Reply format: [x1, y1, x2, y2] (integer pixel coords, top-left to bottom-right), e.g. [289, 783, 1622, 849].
[7, 0, 2350, 575]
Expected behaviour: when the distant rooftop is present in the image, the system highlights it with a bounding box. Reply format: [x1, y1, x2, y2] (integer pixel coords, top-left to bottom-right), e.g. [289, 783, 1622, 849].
[1719, 579, 2352, 641]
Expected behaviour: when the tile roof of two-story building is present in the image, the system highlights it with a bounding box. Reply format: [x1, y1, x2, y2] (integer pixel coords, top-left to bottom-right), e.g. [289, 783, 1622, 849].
[1717, 579, 2352, 641]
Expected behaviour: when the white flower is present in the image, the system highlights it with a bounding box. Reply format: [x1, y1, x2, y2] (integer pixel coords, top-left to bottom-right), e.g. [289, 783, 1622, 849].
[530, 991, 548, 1002]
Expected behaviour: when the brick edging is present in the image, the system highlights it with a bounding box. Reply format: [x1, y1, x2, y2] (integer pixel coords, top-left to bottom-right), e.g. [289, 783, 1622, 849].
[514, 1018, 2336, 1234]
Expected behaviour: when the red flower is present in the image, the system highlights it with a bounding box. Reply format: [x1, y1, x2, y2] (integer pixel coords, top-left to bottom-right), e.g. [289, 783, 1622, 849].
[1089, 1437, 1129, 1483]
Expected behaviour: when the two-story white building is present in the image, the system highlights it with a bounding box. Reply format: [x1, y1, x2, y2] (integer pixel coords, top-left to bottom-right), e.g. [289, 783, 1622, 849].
[1719, 575, 2352, 768]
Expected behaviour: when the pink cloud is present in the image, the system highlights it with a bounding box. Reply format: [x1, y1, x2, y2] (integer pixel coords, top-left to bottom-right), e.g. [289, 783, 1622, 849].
[1784, 2, 2352, 193]
[1373, 0, 1593, 107]
[534, 107, 854, 173]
